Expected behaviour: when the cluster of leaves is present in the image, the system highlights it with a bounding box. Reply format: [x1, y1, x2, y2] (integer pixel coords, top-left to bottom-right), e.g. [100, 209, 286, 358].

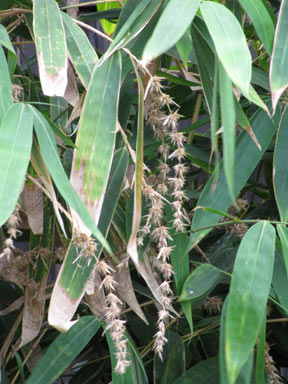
[1, 0, 288, 383]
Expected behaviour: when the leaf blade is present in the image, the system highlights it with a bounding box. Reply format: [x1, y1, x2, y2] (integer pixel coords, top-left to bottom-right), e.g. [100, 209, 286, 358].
[270, 0, 288, 111]
[33, 0, 68, 96]
[200, 1, 252, 95]
[225, 222, 275, 383]
[0, 103, 33, 226]
[142, 0, 200, 62]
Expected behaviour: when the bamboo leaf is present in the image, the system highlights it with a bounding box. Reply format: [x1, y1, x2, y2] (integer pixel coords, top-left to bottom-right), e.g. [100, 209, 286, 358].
[142, 0, 199, 62]
[111, 0, 162, 50]
[154, 331, 185, 384]
[26, 317, 101, 384]
[219, 60, 236, 200]
[97, 1, 122, 36]
[273, 106, 288, 222]
[174, 357, 219, 384]
[0, 103, 33, 227]
[270, 0, 288, 111]
[61, 12, 98, 89]
[179, 264, 223, 305]
[200, 1, 252, 95]
[48, 148, 128, 331]
[33, 0, 68, 96]
[237, 0, 275, 55]
[30, 106, 110, 252]
[0, 46, 12, 123]
[0, 24, 17, 75]
[255, 316, 266, 384]
[225, 222, 275, 384]
[276, 225, 288, 282]
[106, 330, 148, 384]
[70, 52, 121, 233]
[271, 245, 288, 314]
[188, 106, 280, 251]
[127, 60, 144, 264]
[30, 139, 67, 236]
[220, 298, 254, 384]
[176, 29, 193, 67]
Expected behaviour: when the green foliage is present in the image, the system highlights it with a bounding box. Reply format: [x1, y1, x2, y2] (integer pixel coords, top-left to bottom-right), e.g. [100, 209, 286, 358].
[1, 0, 288, 383]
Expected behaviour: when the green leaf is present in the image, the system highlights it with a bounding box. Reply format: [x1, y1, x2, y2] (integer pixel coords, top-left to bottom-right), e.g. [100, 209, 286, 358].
[0, 46, 12, 123]
[142, 0, 199, 61]
[237, 0, 275, 55]
[200, 1, 252, 95]
[111, 0, 162, 50]
[154, 331, 185, 384]
[62, 12, 98, 89]
[73, 52, 121, 210]
[26, 316, 101, 384]
[220, 298, 254, 384]
[97, 1, 121, 35]
[188, 106, 280, 251]
[270, 0, 288, 111]
[0, 24, 17, 76]
[273, 106, 288, 222]
[33, 0, 68, 96]
[48, 148, 128, 330]
[192, 26, 214, 113]
[277, 224, 288, 282]
[0, 104, 33, 227]
[225, 221, 275, 384]
[176, 28, 193, 66]
[174, 357, 219, 384]
[30, 105, 110, 252]
[219, 60, 236, 200]
[179, 264, 223, 304]
[127, 59, 144, 264]
[255, 316, 266, 384]
[106, 330, 148, 384]
[271, 243, 288, 314]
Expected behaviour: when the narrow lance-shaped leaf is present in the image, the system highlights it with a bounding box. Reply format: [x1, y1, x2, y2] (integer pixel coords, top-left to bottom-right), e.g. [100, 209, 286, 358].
[48, 148, 128, 332]
[70, 51, 121, 233]
[225, 221, 275, 384]
[200, 1, 252, 95]
[179, 264, 223, 305]
[193, 16, 268, 114]
[188, 106, 280, 251]
[237, 0, 275, 55]
[61, 12, 98, 89]
[127, 59, 144, 265]
[0, 46, 12, 123]
[219, 60, 236, 200]
[111, 0, 162, 50]
[0, 104, 33, 227]
[273, 105, 288, 222]
[0, 24, 17, 76]
[33, 0, 68, 96]
[154, 331, 185, 384]
[276, 224, 288, 281]
[142, 0, 200, 62]
[106, 330, 148, 384]
[30, 106, 110, 252]
[26, 317, 101, 384]
[270, 0, 288, 112]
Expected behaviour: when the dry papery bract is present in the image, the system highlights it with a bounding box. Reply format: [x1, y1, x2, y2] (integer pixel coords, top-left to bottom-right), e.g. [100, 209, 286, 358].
[137, 75, 190, 359]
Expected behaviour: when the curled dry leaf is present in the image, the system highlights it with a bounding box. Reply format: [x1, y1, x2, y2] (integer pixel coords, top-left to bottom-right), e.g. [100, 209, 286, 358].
[85, 270, 106, 318]
[21, 181, 44, 235]
[111, 260, 148, 324]
[17, 278, 47, 349]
